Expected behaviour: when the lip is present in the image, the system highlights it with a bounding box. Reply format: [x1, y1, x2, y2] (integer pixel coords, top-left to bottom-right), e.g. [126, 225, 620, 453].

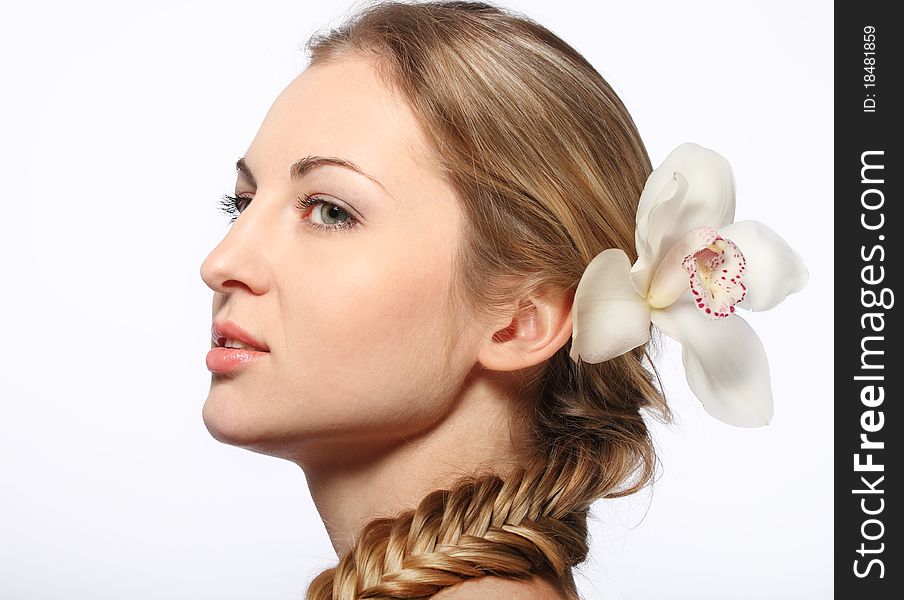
[211, 319, 270, 352]
[206, 347, 269, 373]
[208, 319, 270, 374]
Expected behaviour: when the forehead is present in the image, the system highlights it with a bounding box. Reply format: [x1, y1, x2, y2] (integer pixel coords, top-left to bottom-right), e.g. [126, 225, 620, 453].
[245, 56, 436, 189]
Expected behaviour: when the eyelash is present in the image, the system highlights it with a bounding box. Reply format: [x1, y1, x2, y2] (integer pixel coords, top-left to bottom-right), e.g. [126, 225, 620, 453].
[217, 193, 359, 233]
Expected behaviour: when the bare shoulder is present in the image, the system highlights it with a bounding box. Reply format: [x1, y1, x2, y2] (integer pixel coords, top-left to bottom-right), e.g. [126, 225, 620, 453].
[431, 572, 571, 600]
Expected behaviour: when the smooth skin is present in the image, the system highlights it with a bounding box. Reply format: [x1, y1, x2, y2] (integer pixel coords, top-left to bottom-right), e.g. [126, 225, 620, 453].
[200, 55, 573, 599]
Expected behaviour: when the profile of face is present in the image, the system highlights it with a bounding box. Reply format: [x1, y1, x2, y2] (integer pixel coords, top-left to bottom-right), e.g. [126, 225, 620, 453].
[200, 56, 486, 466]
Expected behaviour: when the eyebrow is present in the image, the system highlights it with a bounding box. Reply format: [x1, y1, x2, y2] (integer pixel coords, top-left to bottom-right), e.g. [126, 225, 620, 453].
[235, 155, 393, 198]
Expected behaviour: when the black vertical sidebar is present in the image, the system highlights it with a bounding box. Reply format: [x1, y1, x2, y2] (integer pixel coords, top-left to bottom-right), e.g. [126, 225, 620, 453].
[836, 2, 901, 597]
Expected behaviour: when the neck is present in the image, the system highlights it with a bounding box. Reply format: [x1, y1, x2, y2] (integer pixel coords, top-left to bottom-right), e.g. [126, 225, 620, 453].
[296, 374, 533, 557]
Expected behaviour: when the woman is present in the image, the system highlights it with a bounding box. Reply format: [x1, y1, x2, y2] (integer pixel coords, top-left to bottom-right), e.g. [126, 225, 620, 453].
[201, 1, 807, 598]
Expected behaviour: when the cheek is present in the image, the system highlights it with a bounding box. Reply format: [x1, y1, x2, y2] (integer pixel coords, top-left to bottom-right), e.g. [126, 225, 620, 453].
[277, 223, 466, 432]
[320, 257, 451, 354]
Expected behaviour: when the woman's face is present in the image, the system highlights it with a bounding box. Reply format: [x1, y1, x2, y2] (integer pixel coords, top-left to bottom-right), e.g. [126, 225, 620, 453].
[200, 56, 482, 464]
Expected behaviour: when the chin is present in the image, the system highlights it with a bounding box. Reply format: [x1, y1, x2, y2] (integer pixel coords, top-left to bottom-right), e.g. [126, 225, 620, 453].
[201, 389, 329, 464]
[202, 394, 252, 443]
[202, 391, 283, 452]
[200, 386, 411, 465]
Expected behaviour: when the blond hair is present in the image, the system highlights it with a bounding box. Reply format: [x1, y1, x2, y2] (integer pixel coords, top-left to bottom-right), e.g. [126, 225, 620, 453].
[302, 1, 671, 598]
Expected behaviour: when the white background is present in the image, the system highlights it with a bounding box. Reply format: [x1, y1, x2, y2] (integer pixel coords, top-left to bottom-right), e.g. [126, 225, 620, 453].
[0, 1, 832, 598]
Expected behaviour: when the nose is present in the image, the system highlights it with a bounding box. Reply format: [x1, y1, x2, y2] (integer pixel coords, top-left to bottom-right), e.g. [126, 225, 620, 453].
[200, 204, 271, 297]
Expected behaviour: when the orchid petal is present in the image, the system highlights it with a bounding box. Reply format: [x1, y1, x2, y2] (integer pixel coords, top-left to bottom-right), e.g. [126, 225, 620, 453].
[633, 143, 737, 290]
[650, 298, 773, 427]
[645, 226, 716, 308]
[630, 171, 688, 296]
[570, 249, 652, 364]
[718, 220, 809, 311]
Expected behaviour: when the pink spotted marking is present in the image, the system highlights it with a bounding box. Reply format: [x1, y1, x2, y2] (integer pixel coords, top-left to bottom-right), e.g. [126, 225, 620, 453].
[682, 227, 747, 319]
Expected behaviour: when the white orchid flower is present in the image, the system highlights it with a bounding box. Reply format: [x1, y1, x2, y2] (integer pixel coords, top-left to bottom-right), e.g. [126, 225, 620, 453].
[569, 142, 809, 427]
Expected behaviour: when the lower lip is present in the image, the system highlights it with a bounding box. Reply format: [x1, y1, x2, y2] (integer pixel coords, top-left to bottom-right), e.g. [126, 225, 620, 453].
[206, 347, 269, 373]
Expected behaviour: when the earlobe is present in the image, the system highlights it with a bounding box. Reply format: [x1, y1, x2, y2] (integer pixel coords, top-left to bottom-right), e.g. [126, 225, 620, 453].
[478, 292, 574, 372]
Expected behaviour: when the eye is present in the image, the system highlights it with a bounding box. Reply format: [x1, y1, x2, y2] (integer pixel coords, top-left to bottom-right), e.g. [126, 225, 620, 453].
[295, 194, 359, 233]
[217, 192, 359, 233]
[218, 193, 252, 224]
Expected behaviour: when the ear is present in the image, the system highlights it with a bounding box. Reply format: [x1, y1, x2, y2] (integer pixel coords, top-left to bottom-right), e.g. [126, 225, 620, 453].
[477, 288, 574, 372]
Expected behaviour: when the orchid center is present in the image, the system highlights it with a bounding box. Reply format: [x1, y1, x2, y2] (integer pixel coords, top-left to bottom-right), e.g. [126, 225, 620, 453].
[683, 227, 747, 318]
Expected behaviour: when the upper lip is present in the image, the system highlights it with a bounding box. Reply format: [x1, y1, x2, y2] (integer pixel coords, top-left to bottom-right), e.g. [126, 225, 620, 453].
[211, 319, 270, 352]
